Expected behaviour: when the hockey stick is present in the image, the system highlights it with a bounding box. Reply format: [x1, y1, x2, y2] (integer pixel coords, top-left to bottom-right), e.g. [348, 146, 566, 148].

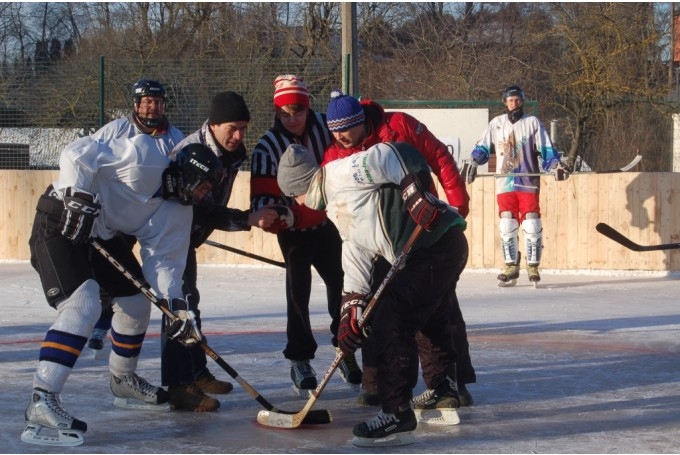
[472, 154, 642, 178]
[204, 239, 285, 268]
[256, 224, 425, 429]
[90, 240, 331, 425]
[596, 223, 680, 252]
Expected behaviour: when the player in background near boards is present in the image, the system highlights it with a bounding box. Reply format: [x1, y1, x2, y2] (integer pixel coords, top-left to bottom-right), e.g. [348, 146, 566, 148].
[464, 85, 570, 287]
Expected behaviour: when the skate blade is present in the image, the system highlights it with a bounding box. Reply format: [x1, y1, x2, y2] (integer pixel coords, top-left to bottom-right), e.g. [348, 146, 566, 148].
[21, 424, 84, 447]
[291, 385, 314, 398]
[113, 397, 171, 412]
[352, 431, 415, 447]
[414, 408, 460, 426]
[497, 279, 517, 287]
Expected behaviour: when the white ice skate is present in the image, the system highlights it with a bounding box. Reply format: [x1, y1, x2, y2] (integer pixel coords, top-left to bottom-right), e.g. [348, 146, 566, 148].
[21, 388, 86, 447]
[110, 373, 170, 411]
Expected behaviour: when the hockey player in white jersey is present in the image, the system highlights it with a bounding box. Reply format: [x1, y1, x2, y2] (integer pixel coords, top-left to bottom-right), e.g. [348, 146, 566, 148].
[277, 142, 468, 447]
[86, 78, 184, 352]
[22, 137, 223, 447]
[464, 85, 570, 287]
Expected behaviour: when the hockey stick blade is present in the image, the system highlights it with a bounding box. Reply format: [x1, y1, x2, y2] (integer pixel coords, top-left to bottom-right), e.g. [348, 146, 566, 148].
[596, 223, 680, 252]
[256, 225, 425, 429]
[90, 240, 331, 425]
[204, 239, 285, 268]
[475, 155, 643, 178]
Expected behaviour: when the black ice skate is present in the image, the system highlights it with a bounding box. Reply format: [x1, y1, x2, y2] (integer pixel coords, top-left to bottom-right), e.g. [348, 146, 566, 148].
[337, 349, 362, 391]
[290, 360, 317, 397]
[352, 407, 417, 447]
[411, 378, 461, 425]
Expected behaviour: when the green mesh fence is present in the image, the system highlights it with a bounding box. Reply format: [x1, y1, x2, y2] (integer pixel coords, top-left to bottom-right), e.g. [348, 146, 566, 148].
[0, 57, 341, 169]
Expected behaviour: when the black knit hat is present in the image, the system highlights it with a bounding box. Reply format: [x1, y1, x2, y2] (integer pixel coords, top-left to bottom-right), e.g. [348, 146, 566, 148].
[208, 91, 251, 125]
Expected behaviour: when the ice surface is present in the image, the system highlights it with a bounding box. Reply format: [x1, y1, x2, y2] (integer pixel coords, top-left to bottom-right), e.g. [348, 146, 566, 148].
[2, 262, 680, 453]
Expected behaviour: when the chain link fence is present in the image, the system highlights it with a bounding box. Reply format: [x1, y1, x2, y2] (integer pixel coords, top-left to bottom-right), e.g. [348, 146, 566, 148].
[0, 57, 341, 169]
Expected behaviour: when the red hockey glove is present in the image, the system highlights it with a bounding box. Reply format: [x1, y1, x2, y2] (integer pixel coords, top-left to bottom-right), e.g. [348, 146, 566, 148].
[338, 293, 369, 355]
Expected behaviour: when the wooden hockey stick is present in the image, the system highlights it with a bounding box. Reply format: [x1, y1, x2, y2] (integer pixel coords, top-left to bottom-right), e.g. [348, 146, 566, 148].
[256, 224, 424, 429]
[595, 223, 680, 252]
[204, 239, 285, 268]
[471, 154, 642, 178]
[90, 240, 331, 425]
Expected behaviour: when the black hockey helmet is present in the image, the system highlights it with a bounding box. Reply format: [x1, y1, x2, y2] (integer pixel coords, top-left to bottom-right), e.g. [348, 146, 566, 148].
[132, 78, 167, 102]
[502, 85, 525, 102]
[168, 143, 224, 205]
[132, 78, 167, 128]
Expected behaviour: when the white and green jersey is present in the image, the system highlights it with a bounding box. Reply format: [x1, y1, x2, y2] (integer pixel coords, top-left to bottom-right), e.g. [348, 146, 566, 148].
[306, 142, 466, 295]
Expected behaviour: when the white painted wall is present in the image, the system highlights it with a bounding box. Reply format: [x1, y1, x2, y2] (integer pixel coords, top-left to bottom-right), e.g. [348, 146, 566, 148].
[387, 108, 489, 171]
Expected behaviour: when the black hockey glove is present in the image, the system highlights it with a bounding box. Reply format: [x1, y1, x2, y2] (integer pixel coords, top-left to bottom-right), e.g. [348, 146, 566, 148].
[461, 159, 479, 184]
[400, 174, 447, 231]
[338, 293, 370, 355]
[58, 187, 101, 245]
[550, 162, 570, 181]
[272, 205, 295, 229]
[163, 298, 202, 346]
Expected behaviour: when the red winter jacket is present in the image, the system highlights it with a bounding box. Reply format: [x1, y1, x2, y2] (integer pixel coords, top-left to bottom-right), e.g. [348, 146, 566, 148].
[322, 99, 470, 218]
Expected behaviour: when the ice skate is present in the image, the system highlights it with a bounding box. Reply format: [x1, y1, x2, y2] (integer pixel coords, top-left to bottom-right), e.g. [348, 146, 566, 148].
[497, 263, 520, 287]
[168, 383, 220, 412]
[411, 370, 461, 425]
[357, 388, 380, 406]
[458, 383, 474, 407]
[87, 328, 107, 351]
[84, 328, 108, 360]
[527, 264, 541, 288]
[290, 360, 316, 397]
[194, 369, 233, 395]
[352, 407, 417, 447]
[110, 373, 170, 411]
[21, 388, 87, 447]
[337, 350, 362, 391]
[498, 252, 521, 287]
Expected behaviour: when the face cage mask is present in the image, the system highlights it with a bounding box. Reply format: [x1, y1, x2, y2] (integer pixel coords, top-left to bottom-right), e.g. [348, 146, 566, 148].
[134, 99, 165, 128]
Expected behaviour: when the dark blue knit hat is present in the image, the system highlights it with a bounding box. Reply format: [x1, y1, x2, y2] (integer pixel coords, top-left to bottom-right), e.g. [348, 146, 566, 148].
[326, 90, 365, 132]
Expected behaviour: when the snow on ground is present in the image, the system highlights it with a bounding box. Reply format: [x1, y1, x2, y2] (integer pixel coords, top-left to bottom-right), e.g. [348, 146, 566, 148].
[1, 261, 680, 454]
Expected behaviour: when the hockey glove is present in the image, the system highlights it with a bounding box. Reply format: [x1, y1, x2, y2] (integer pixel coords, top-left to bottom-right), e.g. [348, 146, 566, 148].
[400, 174, 447, 231]
[58, 187, 101, 245]
[163, 298, 203, 346]
[338, 293, 370, 355]
[550, 162, 570, 181]
[272, 205, 295, 229]
[461, 159, 479, 184]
